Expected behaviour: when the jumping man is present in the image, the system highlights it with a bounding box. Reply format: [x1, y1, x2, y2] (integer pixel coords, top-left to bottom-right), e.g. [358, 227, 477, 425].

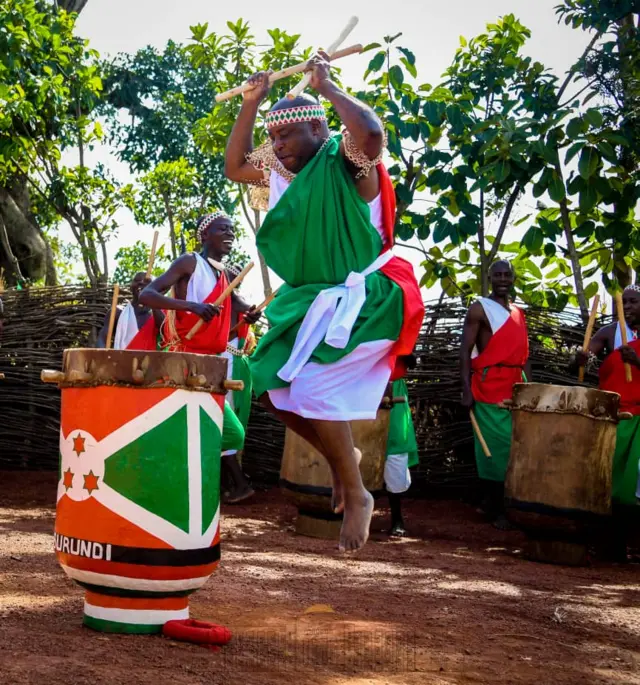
[224, 54, 424, 551]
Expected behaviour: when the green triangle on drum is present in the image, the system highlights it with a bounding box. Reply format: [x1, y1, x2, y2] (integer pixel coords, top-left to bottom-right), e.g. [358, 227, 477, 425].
[104, 406, 190, 533]
[200, 406, 221, 535]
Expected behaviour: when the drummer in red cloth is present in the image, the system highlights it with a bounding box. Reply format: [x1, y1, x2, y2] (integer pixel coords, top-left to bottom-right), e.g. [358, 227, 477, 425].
[138, 211, 262, 461]
[575, 284, 640, 558]
[460, 260, 531, 528]
[97, 272, 163, 350]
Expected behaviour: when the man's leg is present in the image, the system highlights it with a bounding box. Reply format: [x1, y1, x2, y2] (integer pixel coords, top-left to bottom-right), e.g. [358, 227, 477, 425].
[384, 453, 411, 537]
[472, 403, 512, 529]
[221, 402, 254, 504]
[260, 394, 360, 514]
[260, 394, 372, 550]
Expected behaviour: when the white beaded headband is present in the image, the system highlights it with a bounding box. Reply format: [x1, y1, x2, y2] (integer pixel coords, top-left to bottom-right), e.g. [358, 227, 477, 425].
[624, 284, 640, 294]
[265, 104, 326, 130]
[197, 211, 231, 242]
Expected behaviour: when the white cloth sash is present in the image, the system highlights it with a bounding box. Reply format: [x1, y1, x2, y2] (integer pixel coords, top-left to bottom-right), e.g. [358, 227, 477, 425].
[187, 253, 218, 305]
[614, 322, 638, 350]
[113, 302, 138, 350]
[471, 298, 512, 359]
[277, 250, 394, 383]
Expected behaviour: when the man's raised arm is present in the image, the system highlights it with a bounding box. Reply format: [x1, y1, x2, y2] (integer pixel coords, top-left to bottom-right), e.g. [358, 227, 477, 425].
[310, 53, 383, 161]
[224, 72, 273, 184]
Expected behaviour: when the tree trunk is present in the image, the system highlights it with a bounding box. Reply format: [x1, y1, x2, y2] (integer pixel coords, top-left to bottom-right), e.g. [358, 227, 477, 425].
[0, 184, 49, 284]
[58, 0, 90, 14]
[162, 192, 178, 260]
[612, 14, 638, 290]
[252, 209, 273, 299]
[478, 191, 489, 296]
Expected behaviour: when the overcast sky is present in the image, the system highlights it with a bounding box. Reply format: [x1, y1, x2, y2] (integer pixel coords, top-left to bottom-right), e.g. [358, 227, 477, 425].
[71, 0, 591, 301]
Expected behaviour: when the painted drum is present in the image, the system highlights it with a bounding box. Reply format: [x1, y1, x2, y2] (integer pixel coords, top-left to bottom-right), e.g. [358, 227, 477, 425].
[505, 382, 620, 565]
[48, 349, 228, 634]
[279, 408, 390, 539]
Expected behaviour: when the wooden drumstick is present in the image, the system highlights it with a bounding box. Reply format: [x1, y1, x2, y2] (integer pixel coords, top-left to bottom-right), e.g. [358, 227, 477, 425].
[228, 287, 280, 336]
[185, 262, 254, 341]
[615, 291, 633, 383]
[287, 16, 359, 100]
[470, 410, 492, 459]
[145, 231, 159, 278]
[578, 294, 600, 383]
[105, 284, 120, 350]
[215, 44, 363, 103]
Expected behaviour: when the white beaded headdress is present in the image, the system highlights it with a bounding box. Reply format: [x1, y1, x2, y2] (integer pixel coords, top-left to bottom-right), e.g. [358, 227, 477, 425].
[197, 211, 231, 242]
[265, 104, 327, 130]
[624, 284, 640, 294]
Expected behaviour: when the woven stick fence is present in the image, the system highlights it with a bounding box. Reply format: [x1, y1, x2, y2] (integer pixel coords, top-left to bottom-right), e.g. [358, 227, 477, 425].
[0, 287, 604, 490]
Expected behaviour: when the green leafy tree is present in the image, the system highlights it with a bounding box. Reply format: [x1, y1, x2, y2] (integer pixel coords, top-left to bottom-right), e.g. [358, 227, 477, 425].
[0, 0, 133, 287]
[133, 158, 204, 260]
[112, 240, 169, 286]
[556, 0, 639, 290]
[187, 20, 316, 297]
[357, 9, 638, 317]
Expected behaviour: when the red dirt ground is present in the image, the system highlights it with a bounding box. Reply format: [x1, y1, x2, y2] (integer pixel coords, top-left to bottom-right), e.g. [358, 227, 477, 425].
[0, 471, 638, 685]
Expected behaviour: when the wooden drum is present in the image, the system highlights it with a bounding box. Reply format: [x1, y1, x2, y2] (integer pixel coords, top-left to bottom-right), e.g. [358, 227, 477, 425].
[42, 349, 229, 633]
[505, 382, 621, 565]
[280, 408, 390, 539]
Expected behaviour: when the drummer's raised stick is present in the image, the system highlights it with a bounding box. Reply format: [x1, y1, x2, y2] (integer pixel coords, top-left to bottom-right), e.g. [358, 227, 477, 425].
[615, 291, 633, 383]
[185, 262, 254, 341]
[287, 16, 359, 100]
[578, 294, 600, 383]
[228, 287, 280, 336]
[470, 410, 492, 459]
[105, 284, 120, 350]
[145, 231, 159, 279]
[215, 44, 363, 103]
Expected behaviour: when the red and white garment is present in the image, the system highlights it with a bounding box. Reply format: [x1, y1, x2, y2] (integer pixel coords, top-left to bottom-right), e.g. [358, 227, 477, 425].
[113, 302, 157, 351]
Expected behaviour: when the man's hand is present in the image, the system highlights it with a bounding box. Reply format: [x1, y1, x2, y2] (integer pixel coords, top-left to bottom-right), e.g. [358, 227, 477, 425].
[308, 51, 332, 94]
[189, 303, 221, 322]
[243, 71, 273, 104]
[242, 305, 262, 325]
[619, 345, 640, 368]
[574, 349, 590, 367]
[461, 388, 475, 410]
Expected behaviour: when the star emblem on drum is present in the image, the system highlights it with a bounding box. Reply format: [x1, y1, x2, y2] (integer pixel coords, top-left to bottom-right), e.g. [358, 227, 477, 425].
[83, 470, 99, 495]
[63, 468, 74, 492]
[73, 434, 86, 457]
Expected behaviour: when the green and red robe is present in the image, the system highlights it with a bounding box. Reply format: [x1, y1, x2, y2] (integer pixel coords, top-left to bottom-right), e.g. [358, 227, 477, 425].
[250, 135, 424, 421]
[599, 324, 640, 506]
[113, 302, 158, 351]
[471, 298, 529, 482]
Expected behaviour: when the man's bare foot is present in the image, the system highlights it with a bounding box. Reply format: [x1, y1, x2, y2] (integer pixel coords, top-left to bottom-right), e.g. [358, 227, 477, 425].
[331, 449, 361, 515]
[339, 490, 374, 552]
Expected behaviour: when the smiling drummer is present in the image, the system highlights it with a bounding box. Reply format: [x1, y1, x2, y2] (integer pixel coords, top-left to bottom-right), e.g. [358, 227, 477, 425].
[139, 211, 262, 466]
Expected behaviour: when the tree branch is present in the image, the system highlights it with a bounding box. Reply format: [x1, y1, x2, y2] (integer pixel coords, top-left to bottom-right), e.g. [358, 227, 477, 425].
[0, 214, 25, 284]
[487, 185, 521, 264]
[556, 32, 602, 103]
